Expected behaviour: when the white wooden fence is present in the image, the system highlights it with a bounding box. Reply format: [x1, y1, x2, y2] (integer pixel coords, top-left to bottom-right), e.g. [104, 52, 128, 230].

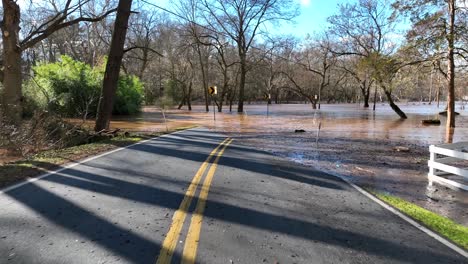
[428, 142, 468, 191]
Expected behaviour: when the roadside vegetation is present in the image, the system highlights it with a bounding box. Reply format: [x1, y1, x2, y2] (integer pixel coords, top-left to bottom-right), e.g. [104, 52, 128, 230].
[25, 55, 144, 119]
[372, 191, 468, 250]
[0, 125, 196, 189]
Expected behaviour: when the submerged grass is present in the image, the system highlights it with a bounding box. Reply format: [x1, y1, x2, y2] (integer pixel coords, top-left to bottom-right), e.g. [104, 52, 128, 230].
[372, 191, 468, 250]
[0, 125, 198, 189]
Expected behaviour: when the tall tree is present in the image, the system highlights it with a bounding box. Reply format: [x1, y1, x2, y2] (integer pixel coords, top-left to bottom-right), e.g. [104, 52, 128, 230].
[328, 0, 408, 118]
[95, 0, 133, 131]
[202, 0, 297, 112]
[393, 0, 468, 128]
[1, 0, 21, 124]
[176, 0, 211, 111]
[298, 36, 337, 109]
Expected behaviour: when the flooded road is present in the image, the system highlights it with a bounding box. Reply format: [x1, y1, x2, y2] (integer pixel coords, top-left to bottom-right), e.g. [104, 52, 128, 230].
[128, 103, 467, 226]
[3, 103, 468, 225]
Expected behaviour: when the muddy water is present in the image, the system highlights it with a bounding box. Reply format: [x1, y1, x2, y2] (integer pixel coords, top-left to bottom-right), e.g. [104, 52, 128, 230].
[2, 103, 467, 225]
[83, 103, 467, 144]
[217, 104, 468, 223]
[176, 103, 467, 225]
[78, 103, 467, 225]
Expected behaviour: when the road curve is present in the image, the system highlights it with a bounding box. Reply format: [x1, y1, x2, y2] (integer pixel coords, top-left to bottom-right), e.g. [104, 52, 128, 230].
[0, 128, 466, 263]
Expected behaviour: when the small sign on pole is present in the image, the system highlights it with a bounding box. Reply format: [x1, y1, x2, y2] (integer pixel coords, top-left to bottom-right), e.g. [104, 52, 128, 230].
[209, 86, 217, 121]
[208, 86, 217, 95]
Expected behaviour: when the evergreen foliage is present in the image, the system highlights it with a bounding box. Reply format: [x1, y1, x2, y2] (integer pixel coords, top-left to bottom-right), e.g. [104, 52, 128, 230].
[25, 55, 144, 118]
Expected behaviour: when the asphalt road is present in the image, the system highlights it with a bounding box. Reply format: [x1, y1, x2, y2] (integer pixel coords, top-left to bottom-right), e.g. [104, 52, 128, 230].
[0, 128, 466, 264]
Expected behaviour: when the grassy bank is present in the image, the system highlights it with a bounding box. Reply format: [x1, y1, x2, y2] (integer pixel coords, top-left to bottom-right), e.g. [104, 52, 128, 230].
[372, 191, 468, 250]
[0, 126, 196, 189]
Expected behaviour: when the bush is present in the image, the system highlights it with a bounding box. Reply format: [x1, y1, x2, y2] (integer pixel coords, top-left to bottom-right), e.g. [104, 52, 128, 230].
[114, 75, 144, 115]
[22, 82, 44, 118]
[28, 55, 144, 118]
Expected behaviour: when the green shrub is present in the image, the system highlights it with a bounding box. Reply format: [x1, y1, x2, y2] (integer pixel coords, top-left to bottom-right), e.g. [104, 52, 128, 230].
[114, 75, 144, 115]
[22, 81, 44, 118]
[28, 55, 144, 118]
[31, 56, 100, 117]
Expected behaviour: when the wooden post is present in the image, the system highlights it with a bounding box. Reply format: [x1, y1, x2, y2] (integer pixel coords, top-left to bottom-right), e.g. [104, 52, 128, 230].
[212, 95, 216, 121]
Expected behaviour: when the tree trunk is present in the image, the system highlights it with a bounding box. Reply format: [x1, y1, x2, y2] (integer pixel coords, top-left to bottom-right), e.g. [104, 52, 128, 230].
[178, 83, 188, 110]
[237, 52, 246, 113]
[446, 0, 456, 128]
[1, 0, 22, 124]
[177, 97, 186, 109]
[383, 89, 407, 119]
[138, 49, 149, 79]
[196, 46, 209, 112]
[217, 90, 225, 112]
[360, 83, 370, 108]
[429, 69, 433, 105]
[305, 96, 317, 109]
[363, 90, 370, 108]
[217, 92, 226, 113]
[187, 81, 192, 111]
[318, 85, 322, 110]
[217, 100, 224, 112]
[94, 0, 133, 131]
[437, 75, 441, 108]
[373, 84, 378, 111]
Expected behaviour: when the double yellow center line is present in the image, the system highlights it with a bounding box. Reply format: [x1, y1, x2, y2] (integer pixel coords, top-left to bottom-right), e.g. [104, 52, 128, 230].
[156, 137, 233, 264]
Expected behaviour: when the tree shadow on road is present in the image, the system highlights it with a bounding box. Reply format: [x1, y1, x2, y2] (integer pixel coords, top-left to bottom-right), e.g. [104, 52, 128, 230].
[4, 164, 462, 263]
[1, 129, 465, 263]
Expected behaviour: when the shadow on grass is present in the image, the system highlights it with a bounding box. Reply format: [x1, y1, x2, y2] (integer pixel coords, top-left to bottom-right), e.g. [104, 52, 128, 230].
[0, 137, 148, 189]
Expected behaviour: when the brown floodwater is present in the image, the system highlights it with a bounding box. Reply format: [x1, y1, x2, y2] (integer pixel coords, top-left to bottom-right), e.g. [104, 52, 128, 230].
[101, 103, 468, 144]
[2, 103, 467, 224]
[138, 102, 467, 225]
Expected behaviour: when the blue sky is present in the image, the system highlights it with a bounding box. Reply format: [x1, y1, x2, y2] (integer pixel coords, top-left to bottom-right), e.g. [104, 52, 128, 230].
[15, 0, 356, 39]
[277, 0, 353, 38]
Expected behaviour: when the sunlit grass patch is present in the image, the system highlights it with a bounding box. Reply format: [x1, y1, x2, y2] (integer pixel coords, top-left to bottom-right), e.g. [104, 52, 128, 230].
[372, 191, 468, 250]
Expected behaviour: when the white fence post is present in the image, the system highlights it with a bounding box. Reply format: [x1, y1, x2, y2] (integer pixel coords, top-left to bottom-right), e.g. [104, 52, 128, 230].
[428, 146, 436, 186]
[427, 142, 468, 191]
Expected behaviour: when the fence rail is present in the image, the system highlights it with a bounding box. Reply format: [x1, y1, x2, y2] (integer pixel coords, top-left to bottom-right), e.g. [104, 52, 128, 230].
[428, 142, 468, 191]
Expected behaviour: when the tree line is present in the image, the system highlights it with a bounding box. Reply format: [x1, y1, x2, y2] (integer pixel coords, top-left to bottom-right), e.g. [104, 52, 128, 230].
[0, 0, 467, 132]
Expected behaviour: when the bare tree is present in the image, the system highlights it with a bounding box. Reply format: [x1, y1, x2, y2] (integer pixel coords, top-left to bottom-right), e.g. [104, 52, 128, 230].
[201, 0, 298, 113]
[328, 0, 409, 118]
[176, 0, 213, 111]
[297, 36, 337, 109]
[210, 35, 237, 112]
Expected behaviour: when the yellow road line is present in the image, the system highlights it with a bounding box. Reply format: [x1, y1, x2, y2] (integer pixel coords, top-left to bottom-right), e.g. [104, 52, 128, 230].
[156, 138, 230, 264]
[181, 138, 233, 264]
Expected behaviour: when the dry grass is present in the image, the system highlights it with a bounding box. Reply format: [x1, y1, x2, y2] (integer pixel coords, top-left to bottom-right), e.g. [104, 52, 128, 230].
[0, 126, 197, 189]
